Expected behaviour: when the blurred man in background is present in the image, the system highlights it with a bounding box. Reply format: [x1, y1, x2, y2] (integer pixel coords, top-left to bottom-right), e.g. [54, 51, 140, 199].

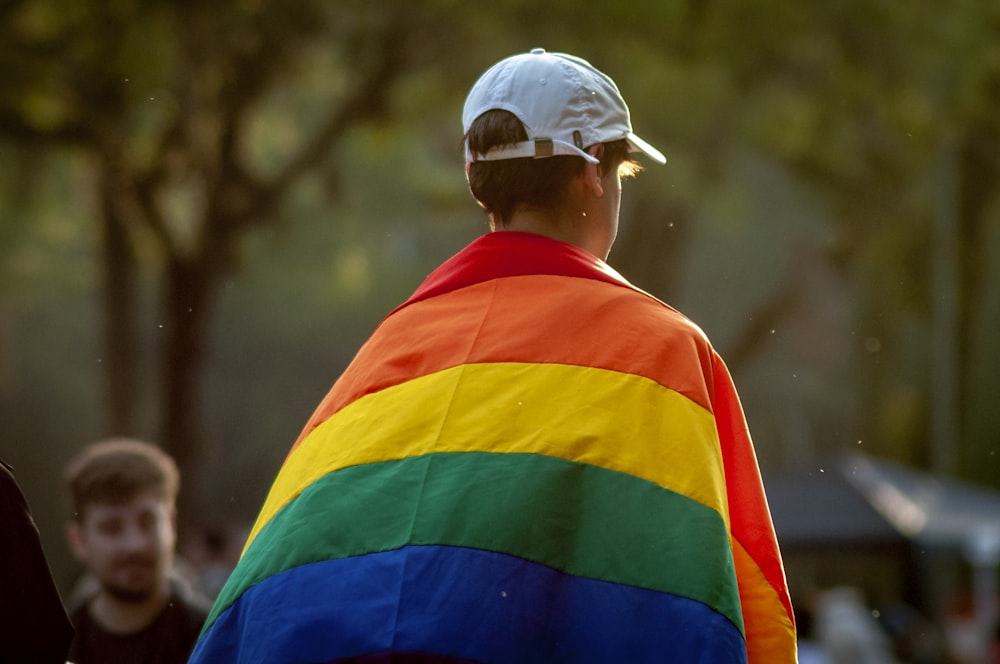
[64, 438, 209, 664]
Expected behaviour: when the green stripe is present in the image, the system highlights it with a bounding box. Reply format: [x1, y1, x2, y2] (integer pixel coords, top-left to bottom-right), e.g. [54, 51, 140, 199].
[206, 452, 742, 634]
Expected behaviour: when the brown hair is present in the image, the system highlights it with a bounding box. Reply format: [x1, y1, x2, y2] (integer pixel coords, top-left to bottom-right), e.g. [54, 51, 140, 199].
[465, 109, 640, 227]
[65, 438, 179, 520]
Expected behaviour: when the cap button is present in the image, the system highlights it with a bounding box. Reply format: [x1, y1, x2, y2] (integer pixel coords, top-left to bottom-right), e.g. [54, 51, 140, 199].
[530, 48, 546, 55]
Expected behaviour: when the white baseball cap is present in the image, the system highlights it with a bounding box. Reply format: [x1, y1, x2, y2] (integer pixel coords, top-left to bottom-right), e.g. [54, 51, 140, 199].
[463, 48, 665, 165]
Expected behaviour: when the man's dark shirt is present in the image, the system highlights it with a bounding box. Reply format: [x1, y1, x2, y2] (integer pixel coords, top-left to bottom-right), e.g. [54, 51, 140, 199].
[68, 586, 210, 664]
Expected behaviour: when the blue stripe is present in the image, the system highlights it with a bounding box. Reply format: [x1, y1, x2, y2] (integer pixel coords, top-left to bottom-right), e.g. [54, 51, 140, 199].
[191, 545, 746, 664]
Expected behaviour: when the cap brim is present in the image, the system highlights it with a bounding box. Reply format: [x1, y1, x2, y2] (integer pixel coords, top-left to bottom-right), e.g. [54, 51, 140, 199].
[627, 132, 666, 165]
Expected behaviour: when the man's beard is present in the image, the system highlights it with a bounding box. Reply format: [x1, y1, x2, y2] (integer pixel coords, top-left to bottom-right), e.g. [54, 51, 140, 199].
[101, 555, 163, 603]
[103, 582, 157, 603]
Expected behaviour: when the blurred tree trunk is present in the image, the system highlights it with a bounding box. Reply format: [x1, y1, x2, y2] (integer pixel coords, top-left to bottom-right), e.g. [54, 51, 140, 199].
[955, 75, 1000, 481]
[99, 152, 141, 435]
[161, 255, 214, 479]
[0, 0, 423, 491]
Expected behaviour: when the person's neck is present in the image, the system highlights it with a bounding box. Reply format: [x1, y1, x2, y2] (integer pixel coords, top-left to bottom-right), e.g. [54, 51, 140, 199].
[89, 581, 171, 635]
[499, 208, 606, 259]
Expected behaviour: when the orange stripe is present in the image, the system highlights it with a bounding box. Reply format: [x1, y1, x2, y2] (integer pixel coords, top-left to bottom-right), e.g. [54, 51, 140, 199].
[732, 537, 798, 663]
[290, 274, 716, 454]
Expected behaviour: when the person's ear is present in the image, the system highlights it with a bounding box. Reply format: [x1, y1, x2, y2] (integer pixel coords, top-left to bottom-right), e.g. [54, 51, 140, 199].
[583, 145, 605, 198]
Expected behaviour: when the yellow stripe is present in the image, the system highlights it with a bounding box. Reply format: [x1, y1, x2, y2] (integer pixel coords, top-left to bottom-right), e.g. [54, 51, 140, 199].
[244, 362, 728, 552]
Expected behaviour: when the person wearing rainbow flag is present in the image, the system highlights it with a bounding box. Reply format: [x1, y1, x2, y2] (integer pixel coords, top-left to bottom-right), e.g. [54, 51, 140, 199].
[191, 48, 798, 663]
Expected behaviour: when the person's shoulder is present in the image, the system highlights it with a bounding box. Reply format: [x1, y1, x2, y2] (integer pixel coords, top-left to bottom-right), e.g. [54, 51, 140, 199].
[161, 591, 210, 647]
[169, 578, 213, 623]
[610, 285, 714, 346]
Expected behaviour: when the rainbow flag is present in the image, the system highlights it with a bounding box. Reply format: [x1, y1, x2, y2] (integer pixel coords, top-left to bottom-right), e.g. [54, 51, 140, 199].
[191, 232, 797, 663]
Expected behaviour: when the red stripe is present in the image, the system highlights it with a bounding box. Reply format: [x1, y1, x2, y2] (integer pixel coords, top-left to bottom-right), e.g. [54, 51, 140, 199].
[395, 231, 632, 311]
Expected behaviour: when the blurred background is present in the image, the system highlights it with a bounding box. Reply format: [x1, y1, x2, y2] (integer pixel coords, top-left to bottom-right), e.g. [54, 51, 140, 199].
[1, 1, 998, 662]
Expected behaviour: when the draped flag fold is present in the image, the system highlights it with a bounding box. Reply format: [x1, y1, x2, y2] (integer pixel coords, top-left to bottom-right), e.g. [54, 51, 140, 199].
[191, 231, 796, 663]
